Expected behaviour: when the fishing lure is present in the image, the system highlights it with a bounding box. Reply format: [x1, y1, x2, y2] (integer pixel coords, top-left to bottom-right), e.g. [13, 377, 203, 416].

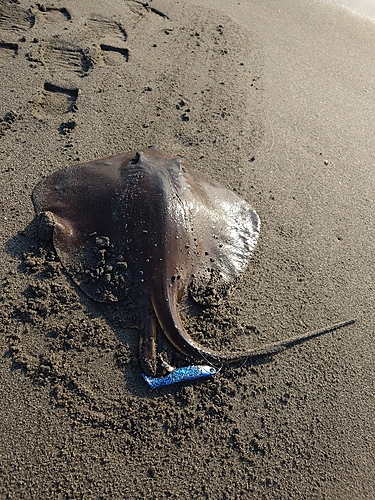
[142, 364, 217, 389]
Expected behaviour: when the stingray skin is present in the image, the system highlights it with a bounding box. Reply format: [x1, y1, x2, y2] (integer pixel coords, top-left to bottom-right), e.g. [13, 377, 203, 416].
[32, 146, 355, 376]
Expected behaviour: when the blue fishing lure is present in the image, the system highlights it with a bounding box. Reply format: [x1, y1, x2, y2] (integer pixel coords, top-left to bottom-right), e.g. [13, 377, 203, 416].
[142, 365, 217, 389]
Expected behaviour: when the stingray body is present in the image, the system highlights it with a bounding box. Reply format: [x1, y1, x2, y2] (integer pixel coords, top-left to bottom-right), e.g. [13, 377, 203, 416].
[33, 146, 354, 376]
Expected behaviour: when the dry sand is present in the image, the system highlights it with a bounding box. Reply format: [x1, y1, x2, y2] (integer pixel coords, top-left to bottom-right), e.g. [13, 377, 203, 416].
[1, 0, 374, 498]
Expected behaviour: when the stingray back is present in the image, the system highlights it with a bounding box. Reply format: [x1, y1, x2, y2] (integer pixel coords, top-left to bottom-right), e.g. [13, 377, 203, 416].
[32, 148, 260, 305]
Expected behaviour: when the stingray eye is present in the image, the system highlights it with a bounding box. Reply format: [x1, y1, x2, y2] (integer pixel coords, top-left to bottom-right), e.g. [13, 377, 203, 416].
[53, 184, 64, 192]
[129, 152, 141, 165]
[52, 177, 70, 193]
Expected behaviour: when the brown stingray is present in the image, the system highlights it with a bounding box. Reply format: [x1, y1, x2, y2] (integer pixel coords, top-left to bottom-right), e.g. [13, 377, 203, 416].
[32, 146, 355, 376]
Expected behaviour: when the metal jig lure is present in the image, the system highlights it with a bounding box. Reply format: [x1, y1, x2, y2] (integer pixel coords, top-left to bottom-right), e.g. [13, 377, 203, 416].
[142, 364, 218, 389]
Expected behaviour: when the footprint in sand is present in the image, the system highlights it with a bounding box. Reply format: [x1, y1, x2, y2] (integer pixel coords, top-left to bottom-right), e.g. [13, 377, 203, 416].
[1, 2, 131, 130]
[0, 40, 18, 60]
[0, 1, 34, 63]
[85, 14, 129, 66]
[33, 82, 79, 121]
[32, 84, 78, 139]
[32, 4, 71, 22]
[32, 10, 131, 122]
[84, 14, 127, 43]
[40, 40, 94, 79]
[0, 1, 35, 40]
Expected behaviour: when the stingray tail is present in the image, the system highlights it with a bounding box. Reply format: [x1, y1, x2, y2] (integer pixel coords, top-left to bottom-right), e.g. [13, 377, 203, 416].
[211, 318, 356, 365]
[153, 293, 356, 367]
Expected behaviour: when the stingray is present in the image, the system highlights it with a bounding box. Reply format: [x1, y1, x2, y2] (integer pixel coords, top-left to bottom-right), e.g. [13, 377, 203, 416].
[32, 146, 355, 377]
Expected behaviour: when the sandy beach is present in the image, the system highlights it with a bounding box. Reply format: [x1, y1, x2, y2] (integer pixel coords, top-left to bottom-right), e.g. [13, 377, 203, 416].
[1, 0, 374, 498]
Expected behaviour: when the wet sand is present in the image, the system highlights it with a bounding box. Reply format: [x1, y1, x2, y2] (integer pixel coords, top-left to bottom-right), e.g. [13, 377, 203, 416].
[328, 0, 375, 20]
[1, 0, 374, 498]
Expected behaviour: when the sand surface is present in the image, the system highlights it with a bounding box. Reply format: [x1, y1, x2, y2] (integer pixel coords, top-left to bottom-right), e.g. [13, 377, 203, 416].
[328, 0, 375, 20]
[1, 0, 374, 498]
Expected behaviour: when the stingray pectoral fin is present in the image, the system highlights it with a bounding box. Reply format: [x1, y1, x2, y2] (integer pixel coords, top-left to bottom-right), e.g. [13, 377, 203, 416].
[139, 308, 159, 376]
